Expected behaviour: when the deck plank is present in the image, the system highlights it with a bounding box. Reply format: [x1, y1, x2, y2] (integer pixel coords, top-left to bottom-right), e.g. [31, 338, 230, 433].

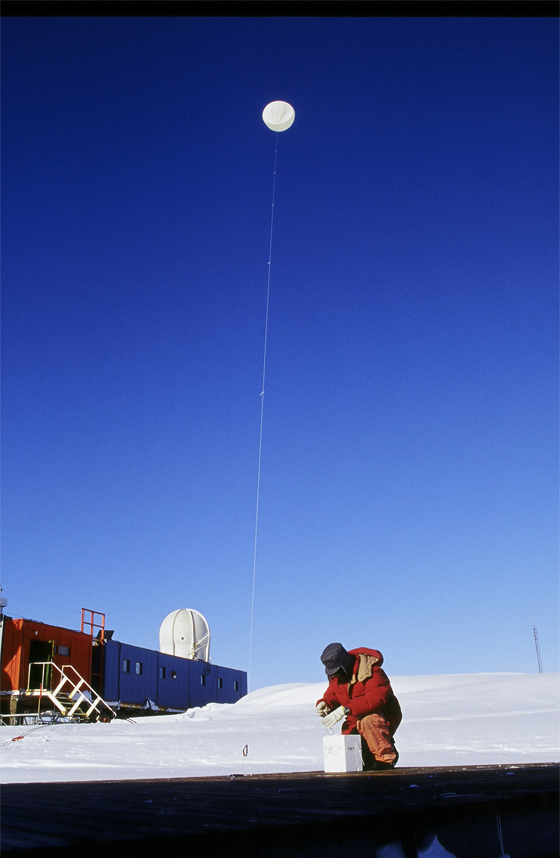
[2, 764, 558, 857]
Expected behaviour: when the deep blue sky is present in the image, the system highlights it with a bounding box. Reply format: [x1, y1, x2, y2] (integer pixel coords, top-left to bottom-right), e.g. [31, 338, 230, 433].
[2, 16, 558, 689]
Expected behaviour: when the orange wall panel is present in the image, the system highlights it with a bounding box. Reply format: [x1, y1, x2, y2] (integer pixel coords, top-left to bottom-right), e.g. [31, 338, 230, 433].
[1, 617, 93, 690]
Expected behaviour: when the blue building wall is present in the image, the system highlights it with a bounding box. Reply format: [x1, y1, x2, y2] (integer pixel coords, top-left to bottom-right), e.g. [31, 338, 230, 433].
[102, 639, 247, 712]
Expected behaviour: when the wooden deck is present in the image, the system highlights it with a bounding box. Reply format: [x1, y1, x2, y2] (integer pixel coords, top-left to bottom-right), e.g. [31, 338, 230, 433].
[2, 763, 558, 857]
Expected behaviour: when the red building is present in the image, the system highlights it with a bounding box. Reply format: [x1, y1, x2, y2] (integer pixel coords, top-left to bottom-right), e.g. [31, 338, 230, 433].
[1, 616, 93, 693]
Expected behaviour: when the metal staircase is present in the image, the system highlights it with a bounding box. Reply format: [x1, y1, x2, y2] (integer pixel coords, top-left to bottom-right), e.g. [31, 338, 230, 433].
[18, 662, 116, 724]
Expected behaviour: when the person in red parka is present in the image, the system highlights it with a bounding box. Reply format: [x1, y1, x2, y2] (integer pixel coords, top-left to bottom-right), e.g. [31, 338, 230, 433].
[316, 642, 402, 770]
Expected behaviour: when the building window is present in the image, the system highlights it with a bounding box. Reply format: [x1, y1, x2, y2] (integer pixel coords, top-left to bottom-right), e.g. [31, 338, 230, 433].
[200, 675, 206, 686]
[159, 667, 166, 680]
[135, 662, 143, 676]
[171, 671, 177, 679]
[218, 678, 223, 689]
[57, 645, 70, 656]
[234, 681, 239, 692]
[122, 660, 130, 673]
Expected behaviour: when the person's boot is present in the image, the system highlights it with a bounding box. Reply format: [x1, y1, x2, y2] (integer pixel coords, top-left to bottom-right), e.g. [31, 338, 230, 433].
[372, 760, 394, 770]
[365, 752, 399, 772]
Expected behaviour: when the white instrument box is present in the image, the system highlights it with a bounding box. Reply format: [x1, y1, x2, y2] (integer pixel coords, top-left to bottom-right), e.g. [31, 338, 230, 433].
[323, 734, 363, 772]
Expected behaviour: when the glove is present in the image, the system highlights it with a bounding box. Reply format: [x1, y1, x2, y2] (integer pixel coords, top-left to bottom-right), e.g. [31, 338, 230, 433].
[322, 705, 346, 730]
[316, 701, 329, 718]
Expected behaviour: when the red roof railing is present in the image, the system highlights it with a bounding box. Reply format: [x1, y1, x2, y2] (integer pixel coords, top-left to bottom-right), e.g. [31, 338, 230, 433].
[81, 609, 106, 641]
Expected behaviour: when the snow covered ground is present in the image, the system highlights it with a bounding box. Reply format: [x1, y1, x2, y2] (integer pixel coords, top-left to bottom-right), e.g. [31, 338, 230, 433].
[1, 673, 558, 784]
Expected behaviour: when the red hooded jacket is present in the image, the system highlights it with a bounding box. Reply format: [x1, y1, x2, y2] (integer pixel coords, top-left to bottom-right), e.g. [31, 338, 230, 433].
[317, 647, 402, 735]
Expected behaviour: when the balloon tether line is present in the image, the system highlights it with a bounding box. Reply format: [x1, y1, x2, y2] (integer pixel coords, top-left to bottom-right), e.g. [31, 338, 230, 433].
[248, 132, 279, 691]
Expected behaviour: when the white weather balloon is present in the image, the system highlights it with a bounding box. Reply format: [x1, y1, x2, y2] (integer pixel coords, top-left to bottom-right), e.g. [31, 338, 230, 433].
[262, 101, 295, 132]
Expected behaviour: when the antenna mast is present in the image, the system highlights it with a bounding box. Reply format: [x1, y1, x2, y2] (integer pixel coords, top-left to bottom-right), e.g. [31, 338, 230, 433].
[532, 623, 543, 673]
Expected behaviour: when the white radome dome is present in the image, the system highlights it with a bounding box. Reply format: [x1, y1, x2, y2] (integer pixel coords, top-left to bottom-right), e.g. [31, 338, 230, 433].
[159, 609, 210, 661]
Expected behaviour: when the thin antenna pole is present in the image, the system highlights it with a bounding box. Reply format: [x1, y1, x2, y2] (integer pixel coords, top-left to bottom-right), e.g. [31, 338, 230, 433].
[533, 623, 543, 673]
[248, 133, 279, 690]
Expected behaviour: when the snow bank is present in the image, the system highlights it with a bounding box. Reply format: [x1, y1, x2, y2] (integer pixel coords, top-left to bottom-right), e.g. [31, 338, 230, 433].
[1, 673, 558, 783]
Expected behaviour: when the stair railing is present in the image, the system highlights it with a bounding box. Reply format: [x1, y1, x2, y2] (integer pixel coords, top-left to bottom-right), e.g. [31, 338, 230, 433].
[27, 662, 116, 721]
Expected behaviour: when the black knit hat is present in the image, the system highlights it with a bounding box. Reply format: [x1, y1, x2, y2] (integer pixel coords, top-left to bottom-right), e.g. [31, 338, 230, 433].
[320, 643, 354, 676]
